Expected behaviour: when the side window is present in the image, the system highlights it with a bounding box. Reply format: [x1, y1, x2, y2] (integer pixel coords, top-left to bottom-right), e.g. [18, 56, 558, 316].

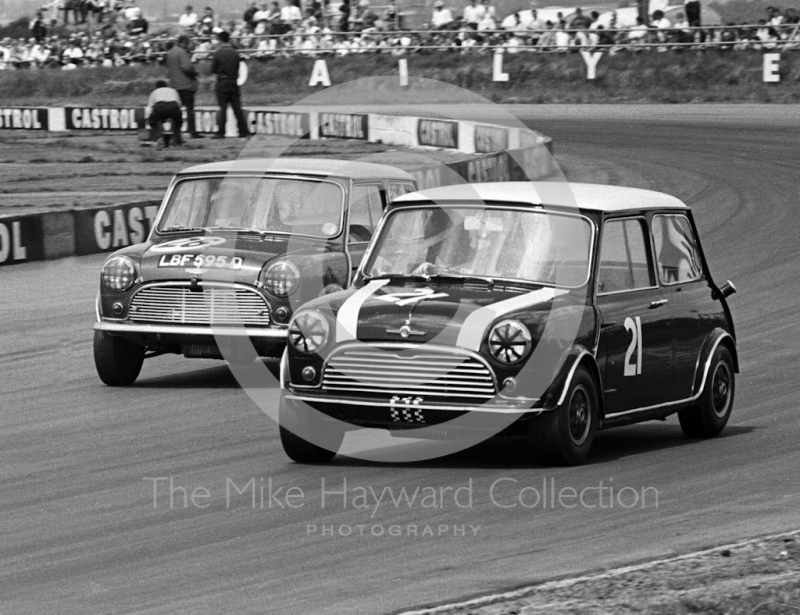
[349, 184, 384, 244]
[597, 219, 655, 294]
[388, 182, 416, 203]
[652, 214, 703, 284]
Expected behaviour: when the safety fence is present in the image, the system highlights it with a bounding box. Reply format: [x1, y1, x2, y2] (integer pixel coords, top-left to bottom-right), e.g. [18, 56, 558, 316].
[2, 23, 800, 71]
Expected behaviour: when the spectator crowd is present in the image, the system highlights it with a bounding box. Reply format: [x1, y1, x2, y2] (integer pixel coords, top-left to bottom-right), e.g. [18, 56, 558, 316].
[1, 0, 799, 70]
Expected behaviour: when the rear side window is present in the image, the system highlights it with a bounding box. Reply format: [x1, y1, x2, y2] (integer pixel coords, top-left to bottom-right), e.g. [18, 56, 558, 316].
[388, 182, 416, 203]
[652, 214, 703, 284]
[349, 184, 384, 243]
[597, 219, 655, 293]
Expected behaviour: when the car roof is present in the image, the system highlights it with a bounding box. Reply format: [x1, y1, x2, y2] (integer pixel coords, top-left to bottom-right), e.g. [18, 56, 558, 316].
[178, 158, 414, 181]
[392, 182, 688, 212]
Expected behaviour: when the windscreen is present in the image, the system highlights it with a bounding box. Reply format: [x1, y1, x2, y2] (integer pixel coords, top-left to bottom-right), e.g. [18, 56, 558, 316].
[364, 205, 593, 287]
[158, 176, 345, 238]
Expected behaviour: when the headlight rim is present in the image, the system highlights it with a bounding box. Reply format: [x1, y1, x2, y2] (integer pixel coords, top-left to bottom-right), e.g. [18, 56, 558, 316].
[488, 319, 532, 366]
[264, 260, 301, 297]
[288, 309, 330, 354]
[101, 255, 137, 293]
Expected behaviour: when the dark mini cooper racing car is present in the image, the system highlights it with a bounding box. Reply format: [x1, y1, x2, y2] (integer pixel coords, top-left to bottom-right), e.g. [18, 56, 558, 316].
[279, 182, 738, 465]
[93, 158, 416, 385]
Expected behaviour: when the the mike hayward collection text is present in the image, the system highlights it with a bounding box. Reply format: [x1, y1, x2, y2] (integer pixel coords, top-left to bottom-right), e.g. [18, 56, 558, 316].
[143, 476, 659, 514]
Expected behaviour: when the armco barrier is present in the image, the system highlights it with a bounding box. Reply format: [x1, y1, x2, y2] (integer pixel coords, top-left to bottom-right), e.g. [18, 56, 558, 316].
[73, 201, 161, 256]
[0, 106, 555, 266]
[0, 214, 45, 266]
[0, 105, 552, 155]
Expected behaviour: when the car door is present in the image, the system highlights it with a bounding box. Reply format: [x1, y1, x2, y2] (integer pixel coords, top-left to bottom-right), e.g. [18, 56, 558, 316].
[651, 212, 709, 400]
[596, 217, 674, 413]
[347, 183, 385, 280]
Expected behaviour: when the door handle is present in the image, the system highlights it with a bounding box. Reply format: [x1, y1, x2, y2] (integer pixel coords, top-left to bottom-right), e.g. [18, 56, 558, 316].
[649, 299, 668, 309]
[600, 321, 616, 329]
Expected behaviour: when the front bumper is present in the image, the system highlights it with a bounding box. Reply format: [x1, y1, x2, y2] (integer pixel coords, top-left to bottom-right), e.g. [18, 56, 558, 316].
[95, 321, 288, 338]
[286, 392, 541, 413]
[95, 320, 288, 357]
[284, 391, 545, 436]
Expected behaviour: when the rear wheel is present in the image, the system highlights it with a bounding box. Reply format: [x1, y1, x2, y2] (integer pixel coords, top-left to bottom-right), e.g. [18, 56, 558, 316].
[279, 392, 344, 463]
[93, 330, 145, 386]
[679, 345, 735, 438]
[531, 366, 598, 466]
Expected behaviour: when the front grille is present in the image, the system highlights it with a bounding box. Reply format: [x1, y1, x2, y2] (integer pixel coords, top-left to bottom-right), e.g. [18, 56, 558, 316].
[322, 346, 497, 400]
[129, 284, 270, 326]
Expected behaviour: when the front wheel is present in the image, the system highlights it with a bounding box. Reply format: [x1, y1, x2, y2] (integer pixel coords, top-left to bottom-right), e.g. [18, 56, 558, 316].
[279, 392, 344, 463]
[679, 345, 735, 438]
[531, 366, 598, 466]
[93, 330, 145, 386]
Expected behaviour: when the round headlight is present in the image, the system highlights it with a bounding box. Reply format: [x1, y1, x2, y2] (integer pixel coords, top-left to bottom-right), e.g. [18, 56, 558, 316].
[488, 320, 532, 365]
[288, 310, 330, 354]
[264, 261, 300, 297]
[102, 256, 136, 292]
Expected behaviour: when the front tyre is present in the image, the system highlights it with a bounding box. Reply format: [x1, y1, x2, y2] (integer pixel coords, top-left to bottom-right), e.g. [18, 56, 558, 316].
[679, 345, 735, 438]
[279, 392, 344, 463]
[531, 366, 598, 466]
[93, 330, 145, 386]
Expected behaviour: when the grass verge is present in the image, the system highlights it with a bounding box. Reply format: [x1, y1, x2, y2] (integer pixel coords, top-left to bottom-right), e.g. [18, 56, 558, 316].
[401, 530, 800, 615]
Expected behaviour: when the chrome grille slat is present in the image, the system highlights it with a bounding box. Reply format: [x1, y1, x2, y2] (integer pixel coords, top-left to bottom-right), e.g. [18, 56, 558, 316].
[129, 284, 269, 326]
[322, 347, 497, 400]
[322, 381, 494, 393]
[330, 358, 487, 371]
[325, 370, 493, 382]
[321, 385, 493, 398]
[340, 353, 472, 362]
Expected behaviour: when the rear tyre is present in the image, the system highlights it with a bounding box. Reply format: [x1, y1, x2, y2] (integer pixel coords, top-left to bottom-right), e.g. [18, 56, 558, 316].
[679, 345, 735, 438]
[279, 392, 344, 463]
[531, 366, 598, 466]
[94, 330, 145, 386]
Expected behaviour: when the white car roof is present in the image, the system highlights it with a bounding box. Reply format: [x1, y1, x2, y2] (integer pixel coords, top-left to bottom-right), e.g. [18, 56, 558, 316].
[392, 182, 688, 213]
[179, 158, 414, 181]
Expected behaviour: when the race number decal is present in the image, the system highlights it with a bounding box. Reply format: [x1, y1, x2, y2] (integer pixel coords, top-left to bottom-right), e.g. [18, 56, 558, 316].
[157, 254, 244, 270]
[389, 396, 425, 423]
[377, 288, 448, 307]
[624, 316, 643, 376]
[150, 237, 226, 253]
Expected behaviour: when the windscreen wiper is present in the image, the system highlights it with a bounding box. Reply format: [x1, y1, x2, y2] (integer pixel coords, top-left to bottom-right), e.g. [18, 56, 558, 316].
[160, 226, 206, 233]
[363, 273, 433, 284]
[364, 272, 495, 288]
[204, 227, 269, 239]
[426, 273, 495, 289]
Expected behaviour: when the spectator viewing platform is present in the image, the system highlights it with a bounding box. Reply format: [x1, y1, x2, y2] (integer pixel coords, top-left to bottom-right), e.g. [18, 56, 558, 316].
[0, 0, 798, 70]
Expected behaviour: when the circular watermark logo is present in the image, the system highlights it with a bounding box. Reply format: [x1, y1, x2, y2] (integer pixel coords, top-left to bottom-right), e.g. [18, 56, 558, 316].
[190, 77, 588, 463]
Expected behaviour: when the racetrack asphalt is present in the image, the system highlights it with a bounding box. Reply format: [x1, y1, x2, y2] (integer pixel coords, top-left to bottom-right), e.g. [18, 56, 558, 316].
[1, 105, 798, 615]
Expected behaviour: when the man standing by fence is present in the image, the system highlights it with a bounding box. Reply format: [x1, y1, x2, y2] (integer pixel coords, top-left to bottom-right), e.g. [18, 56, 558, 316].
[166, 34, 202, 139]
[210, 30, 251, 139]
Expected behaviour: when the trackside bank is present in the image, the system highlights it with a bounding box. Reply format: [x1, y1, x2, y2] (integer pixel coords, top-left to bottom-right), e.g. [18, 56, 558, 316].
[0, 107, 555, 267]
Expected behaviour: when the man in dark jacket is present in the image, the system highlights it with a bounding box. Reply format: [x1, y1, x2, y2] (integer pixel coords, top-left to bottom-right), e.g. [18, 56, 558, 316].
[210, 30, 250, 139]
[165, 35, 202, 138]
[243, 0, 258, 30]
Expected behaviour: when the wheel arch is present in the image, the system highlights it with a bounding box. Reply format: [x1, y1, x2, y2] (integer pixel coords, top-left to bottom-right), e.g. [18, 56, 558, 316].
[545, 347, 606, 419]
[692, 329, 738, 397]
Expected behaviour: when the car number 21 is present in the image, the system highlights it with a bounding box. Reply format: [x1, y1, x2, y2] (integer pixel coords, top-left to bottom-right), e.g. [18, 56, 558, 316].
[624, 316, 643, 376]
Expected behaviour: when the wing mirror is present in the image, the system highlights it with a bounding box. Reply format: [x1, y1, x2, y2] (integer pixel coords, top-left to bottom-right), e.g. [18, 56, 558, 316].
[712, 280, 737, 300]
